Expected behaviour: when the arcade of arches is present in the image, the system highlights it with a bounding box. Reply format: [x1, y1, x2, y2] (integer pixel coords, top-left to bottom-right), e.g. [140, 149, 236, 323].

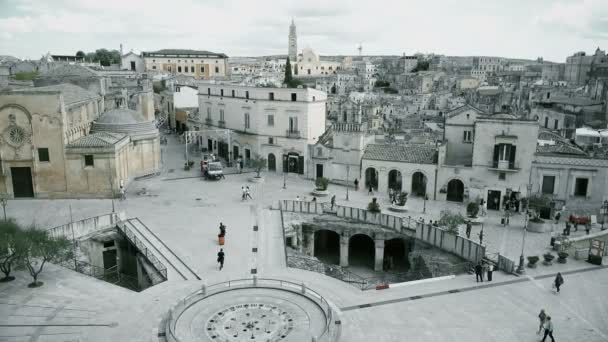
[304, 224, 412, 272]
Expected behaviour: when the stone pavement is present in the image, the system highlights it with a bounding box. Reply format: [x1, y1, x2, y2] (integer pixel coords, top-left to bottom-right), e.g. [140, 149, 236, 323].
[1, 135, 608, 341]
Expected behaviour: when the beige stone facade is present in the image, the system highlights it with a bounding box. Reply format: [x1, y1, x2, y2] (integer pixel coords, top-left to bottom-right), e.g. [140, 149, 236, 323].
[142, 49, 228, 80]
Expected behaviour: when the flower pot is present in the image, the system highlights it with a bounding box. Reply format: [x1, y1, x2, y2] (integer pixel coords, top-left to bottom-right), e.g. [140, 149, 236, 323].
[249, 176, 265, 183]
[389, 204, 407, 212]
[312, 189, 329, 197]
[527, 256, 539, 268]
[557, 252, 568, 264]
[542, 254, 554, 266]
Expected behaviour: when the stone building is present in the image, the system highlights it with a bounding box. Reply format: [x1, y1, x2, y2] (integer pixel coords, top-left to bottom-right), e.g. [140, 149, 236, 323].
[294, 48, 341, 77]
[142, 49, 229, 80]
[0, 84, 160, 198]
[470, 56, 505, 82]
[541, 63, 565, 83]
[121, 52, 144, 72]
[564, 48, 607, 85]
[196, 83, 326, 175]
[288, 19, 298, 62]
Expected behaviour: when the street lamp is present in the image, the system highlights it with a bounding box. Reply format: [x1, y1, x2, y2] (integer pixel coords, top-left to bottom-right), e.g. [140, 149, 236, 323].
[517, 183, 533, 274]
[601, 200, 608, 231]
[423, 193, 428, 213]
[0, 196, 7, 221]
[283, 155, 287, 189]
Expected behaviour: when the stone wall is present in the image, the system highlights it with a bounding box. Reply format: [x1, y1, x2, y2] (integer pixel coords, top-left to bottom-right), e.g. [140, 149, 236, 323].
[46, 211, 126, 240]
[415, 221, 485, 263]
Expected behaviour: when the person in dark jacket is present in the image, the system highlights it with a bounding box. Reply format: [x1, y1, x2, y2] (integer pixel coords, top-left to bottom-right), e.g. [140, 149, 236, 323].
[475, 262, 483, 282]
[554, 273, 564, 293]
[537, 309, 547, 334]
[217, 249, 225, 270]
[466, 220, 472, 239]
[542, 316, 555, 342]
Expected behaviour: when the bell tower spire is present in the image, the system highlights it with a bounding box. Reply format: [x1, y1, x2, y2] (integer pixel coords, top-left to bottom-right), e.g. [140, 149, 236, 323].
[288, 19, 297, 62]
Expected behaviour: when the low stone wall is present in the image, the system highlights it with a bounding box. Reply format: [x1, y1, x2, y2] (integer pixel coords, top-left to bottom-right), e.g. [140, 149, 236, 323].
[556, 229, 608, 256]
[335, 205, 404, 232]
[415, 222, 485, 263]
[281, 200, 324, 214]
[46, 212, 126, 240]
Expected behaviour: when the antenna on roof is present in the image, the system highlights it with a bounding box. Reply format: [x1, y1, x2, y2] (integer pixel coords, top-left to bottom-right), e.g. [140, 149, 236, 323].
[357, 43, 362, 56]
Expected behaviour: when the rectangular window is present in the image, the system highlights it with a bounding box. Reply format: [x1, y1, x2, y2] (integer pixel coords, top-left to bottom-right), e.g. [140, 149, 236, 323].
[215, 66, 219, 73]
[152, 65, 157, 70]
[542, 175, 555, 194]
[245, 91, 249, 99]
[201, 66, 205, 72]
[498, 172, 506, 180]
[219, 109, 225, 121]
[207, 107, 211, 119]
[268, 137, 274, 144]
[544, 117, 549, 128]
[574, 178, 589, 197]
[554, 119, 558, 130]
[231, 90, 235, 98]
[269, 92, 275, 101]
[267, 114, 274, 126]
[178, 66, 182, 72]
[84, 155, 94, 167]
[38, 148, 50, 162]
[244, 113, 250, 129]
[220, 89, 224, 97]
[191, 66, 194, 72]
[207, 88, 211, 95]
[291, 93, 297, 101]
[463, 130, 472, 142]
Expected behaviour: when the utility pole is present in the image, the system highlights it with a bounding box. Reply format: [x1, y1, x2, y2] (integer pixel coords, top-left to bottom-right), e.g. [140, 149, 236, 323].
[69, 204, 77, 271]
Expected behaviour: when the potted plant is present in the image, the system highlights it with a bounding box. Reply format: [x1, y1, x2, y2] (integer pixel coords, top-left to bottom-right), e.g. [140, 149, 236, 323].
[557, 252, 569, 264]
[312, 177, 330, 197]
[527, 195, 551, 233]
[466, 201, 480, 218]
[438, 210, 466, 235]
[527, 255, 539, 268]
[542, 252, 555, 266]
[367, 197, 381, 213]
[389, 192, 409, 212]
[249, 154, 267, 183]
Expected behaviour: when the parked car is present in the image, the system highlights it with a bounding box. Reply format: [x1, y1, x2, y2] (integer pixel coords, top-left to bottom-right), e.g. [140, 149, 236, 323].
[569, 214, 590, 225]
[206, 162, 224, 180]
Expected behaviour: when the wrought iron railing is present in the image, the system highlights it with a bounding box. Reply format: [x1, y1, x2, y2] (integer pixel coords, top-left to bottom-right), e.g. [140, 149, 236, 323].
[116, 222, 168, 282]
[285, 130, 301, 138]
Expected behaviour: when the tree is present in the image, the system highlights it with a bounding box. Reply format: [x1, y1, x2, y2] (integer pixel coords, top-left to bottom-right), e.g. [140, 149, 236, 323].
[367, 197, 381, 213]
[412, 60, 430, 72]
[438, 210, 466, 235]
[284, 58, 293, 84]
[19, 229, 72, 288]
[75, 51, 85, 58]
[250, 154, 267, 178]
[315, 177, 329, 191]
[0, 221, 23, 282]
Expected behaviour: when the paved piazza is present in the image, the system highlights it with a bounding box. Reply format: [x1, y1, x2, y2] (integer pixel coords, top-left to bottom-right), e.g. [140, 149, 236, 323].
[1, 137, 608, 342]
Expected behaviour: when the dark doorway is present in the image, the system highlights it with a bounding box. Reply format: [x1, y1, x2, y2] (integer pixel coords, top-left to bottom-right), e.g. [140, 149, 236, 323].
[11, 167, 34, 198]
[411, 172, 427, 196]
[233, 146, 239, 162]
[130, 61, 136, 71]
[245, 149, 251, 163]
[348, 234, 375, 269]
[388, 170, 402, 192]
[446, 179, 464, 202]
[314, 230, 340, 265]
[487, 190, 501, 210]
[208, 139, 213, 152]
[384, 238, 410, 271]
[285, 153, 303, 174]
[218, 141, 229, 160]
[103, 249, 117, 269]
[316, 164, 324, 179]
[365, 168, 378, 190]
[268, 153, 276, 171]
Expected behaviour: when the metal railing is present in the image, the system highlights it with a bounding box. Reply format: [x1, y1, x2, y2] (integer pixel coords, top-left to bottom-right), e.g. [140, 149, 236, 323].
[165, 278, 337, 342]
[58, 259, 141, 291]
[286, 130, 301, 138]
[217, 120, 226, 128]
[116, 222, 168, 282]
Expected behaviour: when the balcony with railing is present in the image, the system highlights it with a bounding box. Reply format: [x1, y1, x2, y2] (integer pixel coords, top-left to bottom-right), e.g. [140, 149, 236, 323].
[205, 117, 213, 125]
[488, 160, 520, 172]
[218, 120, 226, 128]
[286, 130, 301, 138]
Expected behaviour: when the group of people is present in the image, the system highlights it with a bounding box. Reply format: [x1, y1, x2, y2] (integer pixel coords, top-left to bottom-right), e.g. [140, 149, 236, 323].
[474, 262, 494, 282]
[241, 186, 253, 201]
[537, 309, 556, 341]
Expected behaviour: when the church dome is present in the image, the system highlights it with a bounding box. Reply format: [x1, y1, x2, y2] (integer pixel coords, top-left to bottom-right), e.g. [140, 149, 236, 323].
[91, 108, 156, 135]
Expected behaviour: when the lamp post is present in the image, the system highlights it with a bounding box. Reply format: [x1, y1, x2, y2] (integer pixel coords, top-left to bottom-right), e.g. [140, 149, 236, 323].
[0, 196, 7, 221]
[423, 193, 427, 213]
[346, 165, 350, 201]
[283, 155, 287, 189]
[516, 183, 533, 274]
[601, 200, 608, 231]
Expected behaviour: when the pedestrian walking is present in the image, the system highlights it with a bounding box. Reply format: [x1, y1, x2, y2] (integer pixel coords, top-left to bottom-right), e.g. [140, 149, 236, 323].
[537, 309, 547, 334]
[239, 157, 244, 170]
[119, 185, 126, 200]
[368, 183, 373, 195]
[480, 198, 486, 216]
[487, 263, 494, 281]
[475, 262, 483, 282]
[354, 178, 359, 191]
[296, 195, 300, 201]
[389, 188, 395, 204]
[236, 157, 242, 173]
[312, 197, 317, 202]
[541, 316, 555, 342]
[554, 272, 564, 293]
[330, 195, 336, 210]
[466, 220, 472, 239]
[217, 249, 225, 270]
[241, 186, 246, 201]
[219, 222, 226, 237]
[478, 229, 484, 245]
[245, 186, 253, 200]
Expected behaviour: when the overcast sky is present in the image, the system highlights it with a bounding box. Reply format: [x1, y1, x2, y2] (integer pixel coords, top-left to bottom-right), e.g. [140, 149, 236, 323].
[1, 0, 607, 62]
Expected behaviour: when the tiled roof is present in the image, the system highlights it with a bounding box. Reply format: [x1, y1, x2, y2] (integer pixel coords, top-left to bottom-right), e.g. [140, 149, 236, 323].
[39, 64, 100, 77]
[363, 144, 437, 164]
[12, 83, 99, 105]
[446, 104, 485, 118]
[537, 143, 586, 156]
[66, 132, 126, 148]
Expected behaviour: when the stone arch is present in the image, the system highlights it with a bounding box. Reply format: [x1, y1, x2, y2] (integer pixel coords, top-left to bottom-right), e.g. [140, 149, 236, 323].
[446, 178, 465, 202]
[0, 104, 33, 122]
[411, 170, 428, 197]
[313, 229, 340, 265]
[388, 169, 402, 192]
[348, 233, 375, 269]
[365, 167, 378, 190]
[267, 153, 276, 172]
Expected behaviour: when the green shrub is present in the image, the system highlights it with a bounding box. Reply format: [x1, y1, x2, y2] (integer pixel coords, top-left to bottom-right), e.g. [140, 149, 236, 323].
[527, 256, 539, 264]
[396, 192, 408, 206]
[367, 197, 380, 213]
[438, 210, 465, 234]
[466, 202, 480, 217]
[315, 177, 329, 191]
